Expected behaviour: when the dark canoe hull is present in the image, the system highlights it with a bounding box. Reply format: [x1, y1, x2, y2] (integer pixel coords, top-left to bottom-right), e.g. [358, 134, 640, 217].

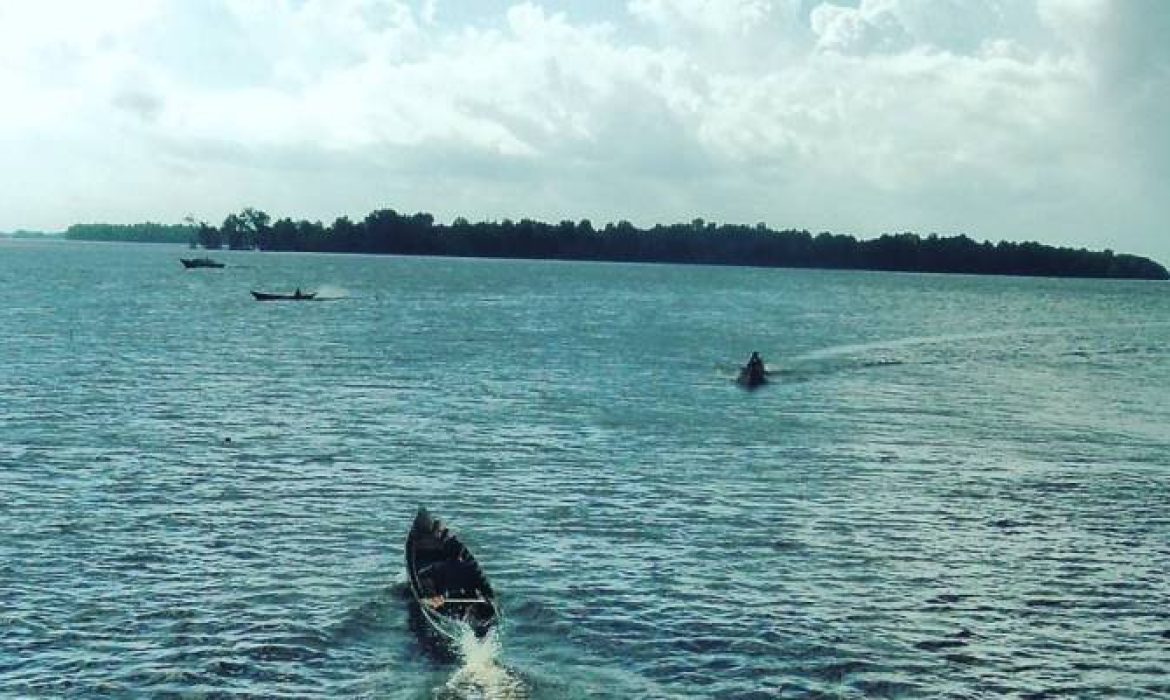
[405, 508, 499, 645]
[180, 258, 224, 268]
[250, 291, 316, 301]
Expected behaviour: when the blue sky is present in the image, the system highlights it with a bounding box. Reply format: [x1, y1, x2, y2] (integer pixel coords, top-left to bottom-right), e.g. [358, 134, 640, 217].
[1, 0, 1167, 263]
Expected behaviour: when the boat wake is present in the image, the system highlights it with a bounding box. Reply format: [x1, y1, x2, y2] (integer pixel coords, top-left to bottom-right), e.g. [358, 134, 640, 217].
[312, 284, 350, 300]
[438, 624, 528, 700]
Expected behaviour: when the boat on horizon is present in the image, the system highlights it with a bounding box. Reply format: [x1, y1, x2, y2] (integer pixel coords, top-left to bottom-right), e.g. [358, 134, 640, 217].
[250, 289, 316, 301]
[405, 508, 499, 646]
[180, 257, 225, 269]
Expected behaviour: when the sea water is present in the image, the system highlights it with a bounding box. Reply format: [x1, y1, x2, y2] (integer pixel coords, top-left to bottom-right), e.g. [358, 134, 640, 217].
[1, 239, 1168, 698]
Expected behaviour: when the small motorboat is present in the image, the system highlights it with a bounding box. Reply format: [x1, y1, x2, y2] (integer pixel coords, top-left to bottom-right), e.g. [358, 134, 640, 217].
[180, 257, 225, 269]
[405, 508, 499, 644]
[737, 366, 767, 388]
[250, 289, 316, 301]
[737, 352, 768, 388]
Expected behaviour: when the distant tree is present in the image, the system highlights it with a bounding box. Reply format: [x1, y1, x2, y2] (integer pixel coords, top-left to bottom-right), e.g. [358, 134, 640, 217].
[268, 218, 298, 251]
[240, 207, 271, 250]
[197, 221, 222, 249]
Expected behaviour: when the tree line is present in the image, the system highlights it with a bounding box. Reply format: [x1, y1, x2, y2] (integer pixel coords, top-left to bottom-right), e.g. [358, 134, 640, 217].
[65, 221, 196, 244]
[65, 207, 1169, 280]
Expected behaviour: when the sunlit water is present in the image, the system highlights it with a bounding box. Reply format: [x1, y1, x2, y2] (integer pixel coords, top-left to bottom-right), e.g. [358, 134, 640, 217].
[1, 240, 1168, 698]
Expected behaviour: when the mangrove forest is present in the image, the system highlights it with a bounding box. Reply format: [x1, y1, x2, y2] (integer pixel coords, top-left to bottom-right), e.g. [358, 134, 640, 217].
[65, 208, 1169, 280]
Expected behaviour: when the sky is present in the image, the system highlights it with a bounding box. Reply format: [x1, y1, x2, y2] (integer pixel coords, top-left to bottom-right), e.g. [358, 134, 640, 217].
[0, 0, 1167, 263]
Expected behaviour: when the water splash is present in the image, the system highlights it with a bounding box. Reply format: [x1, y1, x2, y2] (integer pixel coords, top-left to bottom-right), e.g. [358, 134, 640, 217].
[312, 284, 350, 300]
[441, 624, 527, 699]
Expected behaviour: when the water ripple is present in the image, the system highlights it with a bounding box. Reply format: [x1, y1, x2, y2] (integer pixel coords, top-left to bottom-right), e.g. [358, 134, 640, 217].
[1, 244, 1168, 697]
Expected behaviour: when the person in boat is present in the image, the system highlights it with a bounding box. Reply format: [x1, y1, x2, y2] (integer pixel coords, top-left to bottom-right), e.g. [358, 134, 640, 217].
[294, 287, 303, 299]
[419, 549, 483, 614]
[746, 351, 766, 378]
[423, 587, 483, 613]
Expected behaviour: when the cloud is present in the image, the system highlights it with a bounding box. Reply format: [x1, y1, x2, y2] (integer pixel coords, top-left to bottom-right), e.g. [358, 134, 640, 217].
[628, 0, 778, 37]
[1038, 0, 1170, 189]
[112, 88, 165, 122]
[0, 0, 1167, 262]
[809, 0, 1049, 56]
[810, 1, 915, 54]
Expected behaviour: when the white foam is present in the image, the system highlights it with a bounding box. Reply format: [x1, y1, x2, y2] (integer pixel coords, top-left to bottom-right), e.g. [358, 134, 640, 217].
[442, 624, 527, 699]
[312, 284, 350, 299]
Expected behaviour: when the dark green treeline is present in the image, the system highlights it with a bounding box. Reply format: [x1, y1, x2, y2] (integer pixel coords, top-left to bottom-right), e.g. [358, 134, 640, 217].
[66, 222, 195, 245]
[66, 208, 1169, 280]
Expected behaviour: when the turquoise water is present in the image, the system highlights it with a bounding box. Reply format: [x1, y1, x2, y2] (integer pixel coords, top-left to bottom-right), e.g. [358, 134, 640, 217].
[2, 239, 1168, 698]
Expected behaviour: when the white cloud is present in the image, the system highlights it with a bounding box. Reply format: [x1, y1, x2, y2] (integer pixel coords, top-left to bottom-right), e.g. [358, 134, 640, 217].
[809, 0, 1047, 56]
[810, 1, 914, 54]
[628, 0, 778, 36]
[0, 0, 1166, 263]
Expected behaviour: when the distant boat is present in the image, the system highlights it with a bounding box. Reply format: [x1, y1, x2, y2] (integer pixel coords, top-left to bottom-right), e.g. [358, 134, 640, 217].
[737, 365, 768, 388]
[737, 352, 768, 389]
[180, 257, 224, 269]
[251, 289, 316, 301]
[405, 508, 500, 645]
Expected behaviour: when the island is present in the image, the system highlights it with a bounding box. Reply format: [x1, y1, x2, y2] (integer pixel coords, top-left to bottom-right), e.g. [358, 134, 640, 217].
[64, 208, 1169, 280]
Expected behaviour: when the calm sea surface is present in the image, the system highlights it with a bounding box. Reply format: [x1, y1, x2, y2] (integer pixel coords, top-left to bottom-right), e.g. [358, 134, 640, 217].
[1, 239, 1168, 699]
